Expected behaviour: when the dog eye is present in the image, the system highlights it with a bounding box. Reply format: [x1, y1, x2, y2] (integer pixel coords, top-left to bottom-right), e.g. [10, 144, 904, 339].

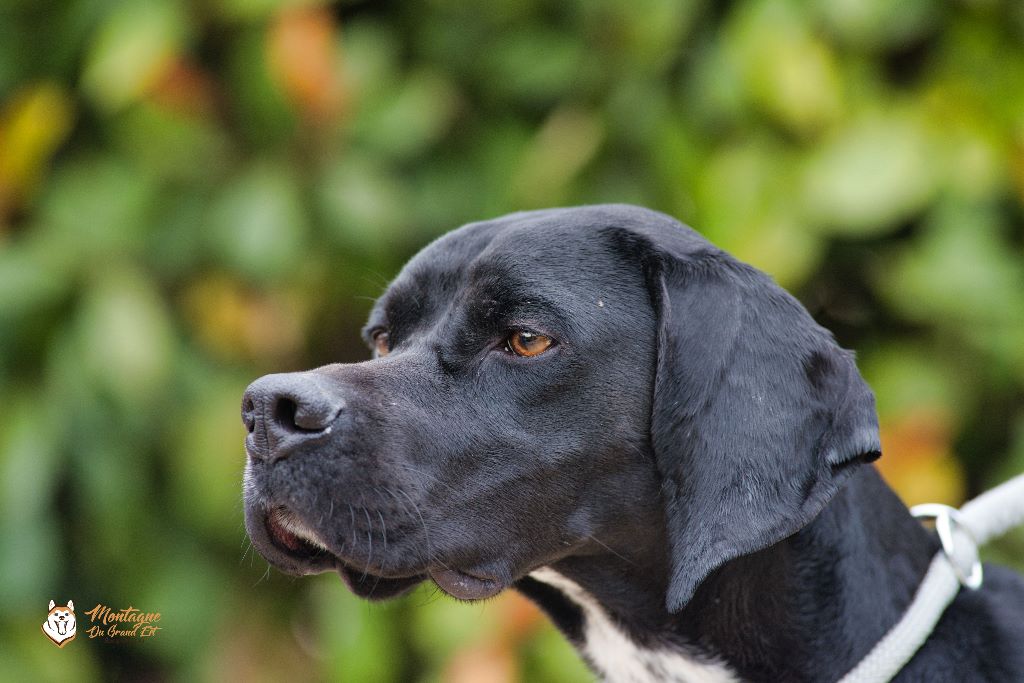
[506, 331, 553, 357]
[372, 330, 390, 358]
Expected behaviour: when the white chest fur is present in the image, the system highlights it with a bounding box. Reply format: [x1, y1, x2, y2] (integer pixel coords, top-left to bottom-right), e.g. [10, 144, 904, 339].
[529, 568, 740, 683]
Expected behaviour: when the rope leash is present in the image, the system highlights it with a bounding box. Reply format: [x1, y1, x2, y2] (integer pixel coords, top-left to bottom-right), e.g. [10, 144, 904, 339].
[838, 473, 1024, 683]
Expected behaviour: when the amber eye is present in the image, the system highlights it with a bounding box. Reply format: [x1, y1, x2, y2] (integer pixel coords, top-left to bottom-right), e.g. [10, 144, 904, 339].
[507, 330, 553, 357]
[373, 330, 390, 358]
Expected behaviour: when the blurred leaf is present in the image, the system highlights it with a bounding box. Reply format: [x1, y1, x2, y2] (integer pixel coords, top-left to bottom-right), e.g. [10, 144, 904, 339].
[226, 26, 298, 144]
[180, 274, 309, 362]
[860, 343, 964, 422]
[479, 28, 589, 104]
[695, 137, 824, 288]
[337, 19, 401, 109]
[802, 110, 938, 235]
[81, 0, 189, 112]
[0, 240, 75, 345]
[140, 543, 229, 666]
[34, 156, 158, 263]
[0, 393, 61, 520]
[75, 267, 176, 406]
[0, 626, 100, 682]
[443, 642, 517, 683]
[0, 517, 61, 614]
[314, 576, 403, 682]
[580, 0, 703, 74]
[200, 596, 319, 681]
[148, 58, 220, 117]
[921, 88, 1005, 202]
[170, 372, 248, 541]
[520, 621, 592, 683]
[206, 160, 310, 279]
[0, 83, 75, 216]
[316, 154, 411, 251]
[213, 0, 326, 23]
[111, 102, 230, 181]
[512, 106, 604, 207]
[876, 410, 966, 507]
[350, 67, 459, 160]
[411, 590, 502, 667]
[813, 0, 939, 51]
[268, 5, 344, 123]
[724, 0, 843, 135]
[876, 201, 1024, 326]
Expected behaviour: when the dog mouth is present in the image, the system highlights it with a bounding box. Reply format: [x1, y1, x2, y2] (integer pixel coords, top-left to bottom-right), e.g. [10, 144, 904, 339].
[256, 505, 505, 601]
[260, 506, 426, 599]
[265, 506, 330, 557]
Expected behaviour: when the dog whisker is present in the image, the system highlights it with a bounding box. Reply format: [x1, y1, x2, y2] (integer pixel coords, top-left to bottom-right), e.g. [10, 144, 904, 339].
[377, 509, 388, 564]
[585, 534, 637, 567]
[367, 509, 389, 597]
[378, 486, 429, 569]
[393, 463, 459, 495]
[252, 563, 271, 587]
[395, 486, 449, 571]
[361, 506, 374, 583]
[348, 504, 357, 547]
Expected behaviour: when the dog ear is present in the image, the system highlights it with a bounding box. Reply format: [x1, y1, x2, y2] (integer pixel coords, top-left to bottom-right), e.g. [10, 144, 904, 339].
[627, 227, 880, 612]
[49, 599, 55, 610]
[67, 600, 74, 612]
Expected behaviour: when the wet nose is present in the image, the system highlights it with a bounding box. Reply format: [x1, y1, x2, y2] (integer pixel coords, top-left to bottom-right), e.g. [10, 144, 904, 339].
[242, 372, 346, 461]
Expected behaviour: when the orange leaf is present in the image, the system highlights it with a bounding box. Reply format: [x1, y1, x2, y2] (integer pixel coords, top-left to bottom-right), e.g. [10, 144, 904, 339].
[267, 6, 345, 124]
[875, 409, 966, 507]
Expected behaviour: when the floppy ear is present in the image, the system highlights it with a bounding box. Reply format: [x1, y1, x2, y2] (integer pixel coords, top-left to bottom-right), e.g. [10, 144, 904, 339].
[640, 239, 880, 612]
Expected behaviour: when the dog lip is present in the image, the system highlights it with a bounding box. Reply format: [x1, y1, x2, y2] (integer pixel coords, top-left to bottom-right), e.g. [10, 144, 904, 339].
[337, 564, 426, 600]
[267, 506, 329, 552]
[252, 502, 499, 602]
[429, 567, 504, 600]
[252, 506, 336, 575]
[253, 504, 427, 598]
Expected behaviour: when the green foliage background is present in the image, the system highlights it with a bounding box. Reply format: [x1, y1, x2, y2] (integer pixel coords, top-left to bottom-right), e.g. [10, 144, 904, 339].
[1, 0, 1023, 680]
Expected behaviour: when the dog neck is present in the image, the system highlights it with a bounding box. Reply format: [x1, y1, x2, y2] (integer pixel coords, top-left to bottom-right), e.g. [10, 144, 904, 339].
[518, 467, 936, 682]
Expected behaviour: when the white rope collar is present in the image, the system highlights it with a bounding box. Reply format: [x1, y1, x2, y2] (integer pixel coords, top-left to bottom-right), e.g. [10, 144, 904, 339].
[838, 473, 1024, 683]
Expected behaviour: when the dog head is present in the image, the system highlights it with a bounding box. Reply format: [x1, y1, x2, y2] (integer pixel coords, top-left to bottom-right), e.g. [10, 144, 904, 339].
[241, 205, 879, 611]
[42, 599, 76, 647]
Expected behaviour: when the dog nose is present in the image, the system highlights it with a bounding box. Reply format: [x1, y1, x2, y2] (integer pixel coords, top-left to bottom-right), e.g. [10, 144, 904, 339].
[242, 373, 345, 461]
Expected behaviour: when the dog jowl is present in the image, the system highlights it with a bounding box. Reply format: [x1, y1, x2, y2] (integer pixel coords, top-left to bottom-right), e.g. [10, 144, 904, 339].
[240, 205, 1024, 682]
[42, 599, 76, 648]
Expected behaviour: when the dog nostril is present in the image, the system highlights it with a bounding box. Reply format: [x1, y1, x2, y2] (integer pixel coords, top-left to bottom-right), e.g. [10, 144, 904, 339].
[272, 393, 341, 433]
[242, 397, 257, 434]
[273, 396, 300, 433]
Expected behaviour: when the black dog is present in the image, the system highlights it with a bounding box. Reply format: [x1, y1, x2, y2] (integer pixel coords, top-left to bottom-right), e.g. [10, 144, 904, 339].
[242, 205, 1024, 681]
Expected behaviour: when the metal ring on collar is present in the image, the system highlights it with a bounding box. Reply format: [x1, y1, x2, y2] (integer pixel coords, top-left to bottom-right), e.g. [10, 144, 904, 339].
[910, 503, 984, 590]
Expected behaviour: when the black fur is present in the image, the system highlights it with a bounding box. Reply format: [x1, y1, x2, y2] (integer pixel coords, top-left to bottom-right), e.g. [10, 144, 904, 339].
[241, 205, 1024, 681]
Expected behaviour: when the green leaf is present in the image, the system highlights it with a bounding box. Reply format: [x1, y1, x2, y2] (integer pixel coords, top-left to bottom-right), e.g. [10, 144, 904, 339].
[876, 201, 1024, 325]
[75, 267, 175, 406]
[350, 68, 458, 160]
[170, 371, 249, 542]
[207, 160, 310, 279]
[813, 0, 939, 51]
[81, 0, 189, 111]
[802, 110, 938, 235]
[723, 0, 843, 135]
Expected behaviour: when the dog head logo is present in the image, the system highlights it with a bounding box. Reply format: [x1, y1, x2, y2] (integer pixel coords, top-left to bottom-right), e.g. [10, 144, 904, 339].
[41, 600, 76, 648]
